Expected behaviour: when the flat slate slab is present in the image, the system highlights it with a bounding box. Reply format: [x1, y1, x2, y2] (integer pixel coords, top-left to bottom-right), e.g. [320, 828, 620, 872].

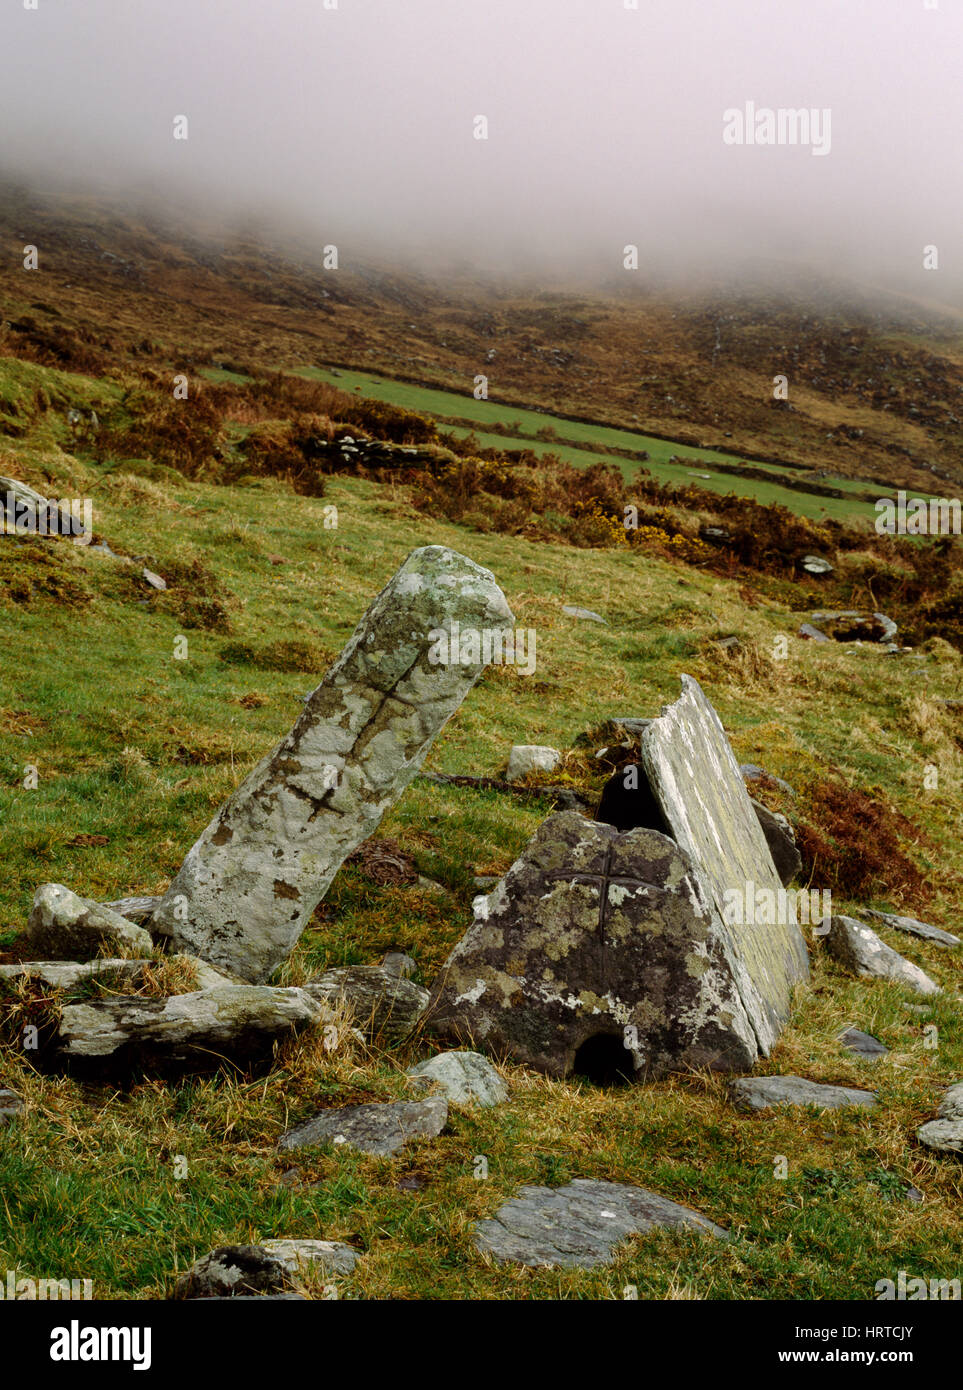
[839, 1027, 888, 1059]
[279, 1096, 448, 1157]
[640, 676, 810, 1055]
[729, 1074, 877, 1112]
[859, 909, 959, 949]
[473, 1179, 727, 1269]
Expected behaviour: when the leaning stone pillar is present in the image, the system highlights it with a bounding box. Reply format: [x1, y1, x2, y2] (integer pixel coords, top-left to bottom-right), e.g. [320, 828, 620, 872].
[151, 546, 513, 982]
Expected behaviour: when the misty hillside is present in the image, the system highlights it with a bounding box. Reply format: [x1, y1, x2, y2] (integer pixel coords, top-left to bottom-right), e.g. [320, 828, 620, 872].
[2, 182, 961, 497]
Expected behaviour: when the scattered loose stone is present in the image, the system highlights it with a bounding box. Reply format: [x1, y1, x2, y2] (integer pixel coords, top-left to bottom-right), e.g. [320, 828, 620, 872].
[562, 605, 606, 624]
[859, 908, 959, 949]
[0, 1089, 24, 1125]
[937, 1083, 963, 1119]
[472, 876, 500, 891]
[473, 1179, 726, 1269]
[798, 623, 830, 641]
[0, 475, 90, 542]
[381, 951, 417, 980]
[0, 958, 149, 990]
[260, 1239, 360, 1278]
[99, 895, 161, 925]
[303, 966, 428, 1042]
[142, 569, 167, 591]
[407, 1051, 508, 1108]
[24, 884, 153, 961]
[729, 1075, 877, 1112]
[151, 546, 513, 982]
[824, 916, 941, 997]
[799, 555, 834, 577]
[916, 1119, 963, 1155]
[750, 798, 802, 886]
[506, 745, 561, 782]
[174, 1240, 356, 1299]
[739, 765, 796, 798]
[56, 985, 322, 1071]
[838, 1027, 888, 1059]
[280, 1096, 448, 1157]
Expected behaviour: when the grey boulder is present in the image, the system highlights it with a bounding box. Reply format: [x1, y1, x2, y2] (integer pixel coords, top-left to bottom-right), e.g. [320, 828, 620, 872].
[407, 1050, 508, 1108]
[280, 1096, 448, 1157]
[917, 1083, 963, 1156]
[824, 915, 941, 996]
[174, 1240, 357, 1298]
[474, 1179, 726, 1269]
[303, 966, 428, 1042]
[56, 985, 322, 1070]
[729, 1074, 877, 1112]
[838, 1027, 888, 1059]
[24, 884, 153, 961]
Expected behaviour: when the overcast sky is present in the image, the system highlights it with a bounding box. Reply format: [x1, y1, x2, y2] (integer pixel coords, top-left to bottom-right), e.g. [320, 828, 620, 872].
[1, 0, 961, 301]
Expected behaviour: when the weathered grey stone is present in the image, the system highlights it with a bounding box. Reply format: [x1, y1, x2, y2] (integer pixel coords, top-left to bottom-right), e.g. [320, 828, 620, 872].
[729, 1075, 877, 1112]
[280, 1096, 448, 1157]
[407, 1051, 508, 1108]
[381, 951, 417, 979]
[303, 966, 428, 1042]
[825, 915, 941, 996]
[916, 1119, 963, 1155]
[56, 985, 322, 1070]
[640, 676, 810, 1053]
[798, 623, 830, 642]
[99, 896, 161, 925]
[937, 1082, 963, 1120]
[562, 605, 606, 623]
[473, 1179, 726, 1268]
[151, 547, 513, 982]
[0, 959, 149, 990]
[259, 1239, 360, 1278]
[859, 909, 959, 949]
[426, 811, 759, 1079]
[174, 1240, 356, 1298]
[0, 1089, 24, 1125]
[170, 955, 246, 990]
[839, 1027, 888, 1059]
[749, 798, 802, 886]
[24, 884, 153, 961]
[506, 745, 561, 782]
[739, 765, 796, 798]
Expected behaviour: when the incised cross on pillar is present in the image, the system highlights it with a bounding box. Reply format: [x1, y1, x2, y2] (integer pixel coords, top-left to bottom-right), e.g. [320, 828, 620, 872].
[544, 842, 663, 973]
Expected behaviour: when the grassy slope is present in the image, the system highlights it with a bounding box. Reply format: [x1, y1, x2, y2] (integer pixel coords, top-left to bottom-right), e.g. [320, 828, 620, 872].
[1, 411, 961, 1298]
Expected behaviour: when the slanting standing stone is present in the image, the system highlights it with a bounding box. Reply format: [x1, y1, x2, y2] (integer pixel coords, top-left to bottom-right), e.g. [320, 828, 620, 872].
[824, 916, 941, 997]
[407, 1051, 508, 1108]
[859, 909, 959, 949]
[56, 985, 322, 1071]
[303, 966, 428, 1042]
[916, 1082, 963, 1156]
[426, 811, 759, 1079]
[24, 884, 153, 961]
[639, 675, 810, 1052]
[280, 1096, 448, 1157]
[474, 1179, 726, 1269]
[729, 1075, 877, 1112]
[99, 896, 161, 925]
[150, 547, 513, 982]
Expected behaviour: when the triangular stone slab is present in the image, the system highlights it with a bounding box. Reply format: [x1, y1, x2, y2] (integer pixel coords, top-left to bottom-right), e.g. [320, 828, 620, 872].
[640, 675, 809, 1051]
